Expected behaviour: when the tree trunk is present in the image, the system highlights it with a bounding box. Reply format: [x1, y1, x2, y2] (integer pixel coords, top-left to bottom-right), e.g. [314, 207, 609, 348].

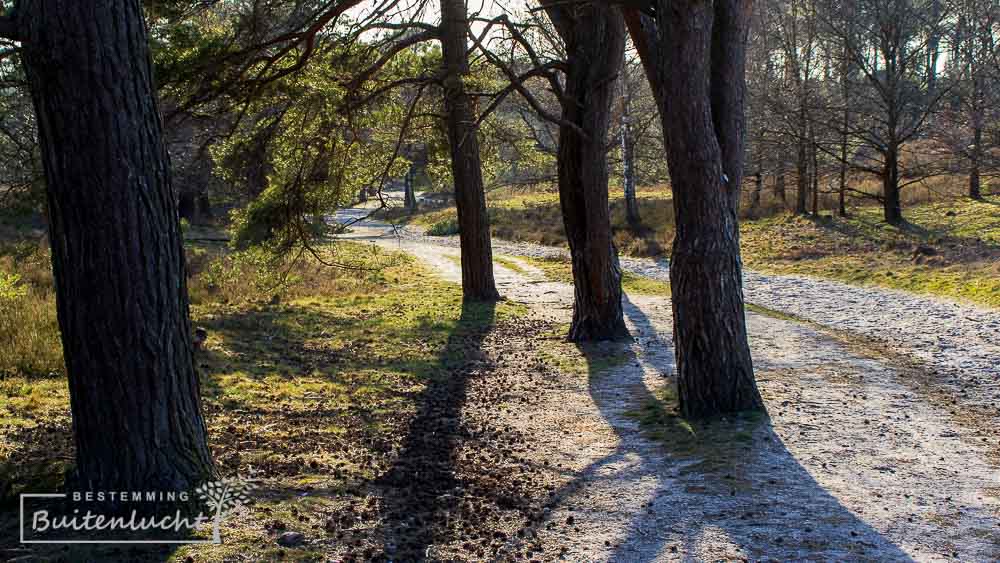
[775, 163, 787, 206]
[439, 0, 499, 301]
[751, 170, 762, 213]
[883, 144, 903, 224]
[620, 64, 643, 230]
[970, 110, 983, 200]
[17, 0, 215, 492]
[404, 166, 418, 211]
[811, 129, 819, 215]
[838, 106, 849, 217]
[543, 1, 629, 342]
[646, 0, 764, 418]
[795, 110, 809, 215]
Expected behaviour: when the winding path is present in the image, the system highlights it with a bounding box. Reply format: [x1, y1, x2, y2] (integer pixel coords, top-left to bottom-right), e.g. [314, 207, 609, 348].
[336, 205, 1000, 561]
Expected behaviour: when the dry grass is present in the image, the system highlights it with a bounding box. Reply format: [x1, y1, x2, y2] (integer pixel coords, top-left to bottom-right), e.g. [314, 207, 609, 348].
[0, 234, 530, 561]
[0, 240, 63, 379]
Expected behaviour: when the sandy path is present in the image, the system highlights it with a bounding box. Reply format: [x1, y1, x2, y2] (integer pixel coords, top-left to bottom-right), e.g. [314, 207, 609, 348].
[338, 216, 1000, 561]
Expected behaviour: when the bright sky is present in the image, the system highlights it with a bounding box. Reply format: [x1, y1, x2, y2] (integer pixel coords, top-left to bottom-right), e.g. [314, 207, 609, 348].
[349, 0, 533, 35]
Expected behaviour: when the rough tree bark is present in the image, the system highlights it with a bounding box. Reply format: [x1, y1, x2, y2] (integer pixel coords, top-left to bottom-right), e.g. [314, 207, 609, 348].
[439, 0, 500, 301]
[11, 0, 215, 491]
[628, 0, 764, 418]
[543, 1, 629, 341]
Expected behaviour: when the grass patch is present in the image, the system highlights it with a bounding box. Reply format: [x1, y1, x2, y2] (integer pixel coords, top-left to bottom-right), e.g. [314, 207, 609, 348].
[395, 185, 675, 257]
[404, 182, 1000, 307]
[626, 385, 766, 480]
[520, 255, 671, 296]
[493, 255, 529, 275]
[426, 218, 460, 236]
[741, 196, 1000, 308]
[0, 235, 525, 560]
[0, 241, 63, 380]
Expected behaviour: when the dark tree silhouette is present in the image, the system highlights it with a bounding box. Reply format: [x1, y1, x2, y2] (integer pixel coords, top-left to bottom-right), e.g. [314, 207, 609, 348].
[4, 0, 215, 491]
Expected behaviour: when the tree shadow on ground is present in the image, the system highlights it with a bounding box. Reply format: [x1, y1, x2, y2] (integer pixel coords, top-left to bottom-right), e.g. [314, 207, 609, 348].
[506, 293, 914, 561]
[373, 299, 497, 560]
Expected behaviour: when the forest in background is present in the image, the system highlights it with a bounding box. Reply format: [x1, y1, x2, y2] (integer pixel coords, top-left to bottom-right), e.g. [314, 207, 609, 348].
[1, 0, 1000, 560]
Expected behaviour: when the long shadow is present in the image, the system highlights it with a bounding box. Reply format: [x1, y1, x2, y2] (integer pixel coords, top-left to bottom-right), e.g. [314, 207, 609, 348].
[504, 293, 914, 561]
[374, 299, 497, 561]
[612, 294, 915, 560]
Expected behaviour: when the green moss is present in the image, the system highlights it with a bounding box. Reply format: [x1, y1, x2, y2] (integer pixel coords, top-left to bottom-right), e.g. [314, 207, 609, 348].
[626, 385, 767, 479]
[741, 198, 1000, 308]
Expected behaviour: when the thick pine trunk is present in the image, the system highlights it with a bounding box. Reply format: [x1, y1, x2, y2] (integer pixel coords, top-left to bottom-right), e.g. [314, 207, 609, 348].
[655, 0, 764, 418]
[18, 0, 215, 492]
[439, 0, 499, 301]
[545, 1, 629, 342]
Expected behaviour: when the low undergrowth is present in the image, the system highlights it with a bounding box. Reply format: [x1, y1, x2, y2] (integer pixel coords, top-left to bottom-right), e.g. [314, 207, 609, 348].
[0, 236, 529, 561]
[741, 196, 1000, 308]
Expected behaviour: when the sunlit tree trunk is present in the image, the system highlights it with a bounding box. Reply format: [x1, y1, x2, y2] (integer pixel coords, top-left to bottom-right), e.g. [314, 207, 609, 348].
[439, 0, 499, 301]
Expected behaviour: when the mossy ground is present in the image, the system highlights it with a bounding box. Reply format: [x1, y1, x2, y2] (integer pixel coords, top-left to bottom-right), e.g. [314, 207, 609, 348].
[0, 237, 526, 561]
[625, 385, 767, 486]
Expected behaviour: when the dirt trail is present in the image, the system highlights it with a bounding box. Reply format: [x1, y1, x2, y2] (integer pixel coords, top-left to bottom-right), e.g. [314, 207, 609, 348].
[338, 214, 1000, 561]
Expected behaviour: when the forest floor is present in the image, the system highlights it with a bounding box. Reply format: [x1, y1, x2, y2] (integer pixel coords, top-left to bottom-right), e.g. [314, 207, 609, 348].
[2, 196, 1000, 561]
[334, 201, 1000, 561]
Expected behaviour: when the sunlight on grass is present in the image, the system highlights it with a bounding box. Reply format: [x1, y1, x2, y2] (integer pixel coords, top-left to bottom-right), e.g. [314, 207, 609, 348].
[519, 255, 672, 296]
[741, 196, 1000, 308]
[0, 238, 526, 560]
